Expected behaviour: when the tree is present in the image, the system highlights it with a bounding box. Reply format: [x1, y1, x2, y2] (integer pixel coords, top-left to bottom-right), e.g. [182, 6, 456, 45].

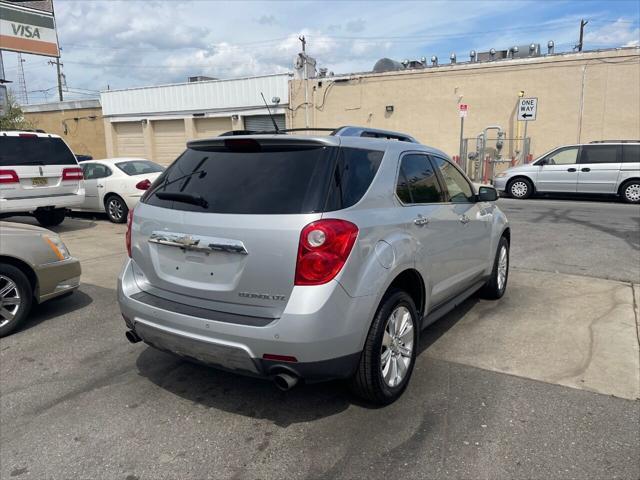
[0, 92, 35, 130]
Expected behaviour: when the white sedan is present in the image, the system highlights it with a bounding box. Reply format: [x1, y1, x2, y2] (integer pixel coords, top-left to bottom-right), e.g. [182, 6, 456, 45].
[76, 158, 164, 223]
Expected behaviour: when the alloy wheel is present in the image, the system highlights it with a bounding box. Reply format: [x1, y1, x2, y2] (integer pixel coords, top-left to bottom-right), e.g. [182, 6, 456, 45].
[380, 305, 414, 388]
[497, 245, 508, 291]
[108, 198, 124, 221]
[0, 275, 21, 328]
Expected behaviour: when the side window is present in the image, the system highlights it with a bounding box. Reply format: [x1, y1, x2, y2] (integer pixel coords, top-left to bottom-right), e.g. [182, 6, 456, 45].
[396, 154, 444, 204]
[431, 156, 475, 203]
[545, 147, 579, 165]
[83, 164, 111, 180]
[623, 145, 640, 163]
[579, 145, 619, 164]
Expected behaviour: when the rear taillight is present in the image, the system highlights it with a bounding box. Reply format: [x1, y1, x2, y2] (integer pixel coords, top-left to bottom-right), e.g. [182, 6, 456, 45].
[135, 179, 152, 190]
[62, 167, 83, 181]
[0, 169, 19, 184]
[294, 219, 358, 286]
[126, 210, 133, 257]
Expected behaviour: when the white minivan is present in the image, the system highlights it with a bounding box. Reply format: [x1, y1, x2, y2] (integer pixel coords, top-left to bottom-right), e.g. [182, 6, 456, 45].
[0, 131, 85, 226]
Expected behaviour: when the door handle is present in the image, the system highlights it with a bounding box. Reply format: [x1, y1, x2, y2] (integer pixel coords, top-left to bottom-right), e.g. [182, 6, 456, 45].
[459, 215, 470, 225]
[567, 168, 577, 172]
[413, 215, 430, 226]
[581, 168, 591, 172]
[97, 184, 104, 188]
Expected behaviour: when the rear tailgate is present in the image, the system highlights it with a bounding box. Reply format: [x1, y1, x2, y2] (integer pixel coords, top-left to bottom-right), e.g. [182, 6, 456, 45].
[130, 137, 339, 319]
[0, 134, 82, 201]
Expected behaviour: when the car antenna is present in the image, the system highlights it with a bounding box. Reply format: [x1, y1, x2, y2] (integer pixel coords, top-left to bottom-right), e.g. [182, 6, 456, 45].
[260, 92, 280, 134]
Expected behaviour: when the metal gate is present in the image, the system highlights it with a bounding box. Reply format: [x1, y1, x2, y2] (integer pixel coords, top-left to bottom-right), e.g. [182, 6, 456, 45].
[462, 136, 531, 183]
[244, 114, 285, 132]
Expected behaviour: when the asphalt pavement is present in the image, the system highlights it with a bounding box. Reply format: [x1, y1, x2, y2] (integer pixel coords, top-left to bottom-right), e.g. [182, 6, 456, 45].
[1, 198, 639, 480]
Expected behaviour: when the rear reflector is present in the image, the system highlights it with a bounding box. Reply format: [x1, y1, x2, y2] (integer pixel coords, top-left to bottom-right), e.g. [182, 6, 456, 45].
[262, 354, 298, 363]
[62, 167, 83, 181]
[0, 169, 19, 184]
[135, 179, 152, 190]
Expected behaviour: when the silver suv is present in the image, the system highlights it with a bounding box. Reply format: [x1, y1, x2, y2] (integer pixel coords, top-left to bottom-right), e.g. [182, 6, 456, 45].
[118, 127, 510, 404]
[494, 141, 640, 203]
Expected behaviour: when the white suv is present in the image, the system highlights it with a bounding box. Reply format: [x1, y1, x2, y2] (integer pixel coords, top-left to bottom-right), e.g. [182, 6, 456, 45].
[0, 131, 85, 226]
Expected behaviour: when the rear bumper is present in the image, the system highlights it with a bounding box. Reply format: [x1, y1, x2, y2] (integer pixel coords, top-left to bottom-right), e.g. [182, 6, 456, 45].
[0, 192, 85, 214]
[118, 258, 372, 381]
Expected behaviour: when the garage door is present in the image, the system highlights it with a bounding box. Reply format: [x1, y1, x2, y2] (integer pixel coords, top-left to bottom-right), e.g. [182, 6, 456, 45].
[194, 117, 233, 139]
[153, 120, 186, 165]
[244, 114, 285, 132]
[114, 122, 145, 157]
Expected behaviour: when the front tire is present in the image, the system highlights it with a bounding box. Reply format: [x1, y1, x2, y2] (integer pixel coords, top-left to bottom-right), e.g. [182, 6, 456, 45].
[620, 180, 640, 204]
[105, 195, 128, 223]
[0, 264, 33, 337]
[34, 208, 66, 227]
[507, 177, 533, 199]
[350, 290, 418, 405]
[481, 236, 510, 300]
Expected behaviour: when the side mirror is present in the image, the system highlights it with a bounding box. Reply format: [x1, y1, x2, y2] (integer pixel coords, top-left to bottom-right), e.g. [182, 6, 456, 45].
[478, 185, 498, 202]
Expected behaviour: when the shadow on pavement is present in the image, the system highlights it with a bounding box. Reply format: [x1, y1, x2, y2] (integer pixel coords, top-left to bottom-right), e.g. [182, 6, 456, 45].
[134, 293, 481, 425]
[135, 346, 352, 427]
[0, 214, 98, 234]
[19, 289, 94, 333]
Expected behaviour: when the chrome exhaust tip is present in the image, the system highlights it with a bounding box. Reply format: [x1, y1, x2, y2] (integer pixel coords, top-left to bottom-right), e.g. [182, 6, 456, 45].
[273, 372, 299, 391]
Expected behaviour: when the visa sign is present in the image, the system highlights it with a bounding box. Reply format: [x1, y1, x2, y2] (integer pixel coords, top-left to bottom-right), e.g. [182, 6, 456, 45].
[11, 23, 41, 39]
[0, 2, 59, 57]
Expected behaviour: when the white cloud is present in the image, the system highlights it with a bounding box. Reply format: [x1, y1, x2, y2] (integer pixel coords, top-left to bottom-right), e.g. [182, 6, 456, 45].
[586, 19, 640, 48]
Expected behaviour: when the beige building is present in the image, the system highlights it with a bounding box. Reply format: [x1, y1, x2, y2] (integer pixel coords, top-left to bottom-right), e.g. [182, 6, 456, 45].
[288, 47, 640, 161]
[22, 99, 106, 158]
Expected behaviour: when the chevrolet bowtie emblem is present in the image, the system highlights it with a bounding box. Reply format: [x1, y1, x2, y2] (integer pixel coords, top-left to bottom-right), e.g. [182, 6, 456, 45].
[175, 235, 200, 247]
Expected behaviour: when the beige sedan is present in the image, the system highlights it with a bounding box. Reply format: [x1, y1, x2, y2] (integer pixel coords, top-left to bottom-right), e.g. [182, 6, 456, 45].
[0, 221, 81, 337]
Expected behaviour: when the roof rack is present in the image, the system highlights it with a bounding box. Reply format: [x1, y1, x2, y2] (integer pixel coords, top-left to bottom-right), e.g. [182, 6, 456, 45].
[332, 126, 418, 143]
[589, 140, 640, 143]
[218, 126, 418, 143]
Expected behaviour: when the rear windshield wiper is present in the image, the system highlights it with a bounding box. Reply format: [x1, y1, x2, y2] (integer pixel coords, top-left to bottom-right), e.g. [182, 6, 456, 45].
[155, 192, 208, 209]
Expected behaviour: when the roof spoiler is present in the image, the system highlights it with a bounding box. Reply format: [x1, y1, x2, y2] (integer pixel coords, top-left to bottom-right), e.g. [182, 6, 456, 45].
[217, 126, 418, 143]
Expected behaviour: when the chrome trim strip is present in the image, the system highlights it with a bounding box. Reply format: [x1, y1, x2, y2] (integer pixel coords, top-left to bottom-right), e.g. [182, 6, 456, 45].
[148, 232, 248, 255]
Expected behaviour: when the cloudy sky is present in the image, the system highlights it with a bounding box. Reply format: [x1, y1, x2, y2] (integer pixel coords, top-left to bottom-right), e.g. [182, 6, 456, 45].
[3, 0, 639, 103]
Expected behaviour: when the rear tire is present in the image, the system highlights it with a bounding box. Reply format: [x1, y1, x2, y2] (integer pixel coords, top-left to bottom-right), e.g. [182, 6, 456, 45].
[507, 177, 533, 199]
[34, 208, 66, 227]
[105, 195, 128, 223]
[350, 289, 418, 405]
[0, 264, 33, 337]
[620, 180, 640, 204]
[481, 236, 510, 300]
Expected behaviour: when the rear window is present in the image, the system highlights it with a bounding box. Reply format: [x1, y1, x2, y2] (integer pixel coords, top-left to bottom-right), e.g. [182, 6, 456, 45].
[116, 160, 164, 176]
[622, 144, 640, 163]
[0, 136, 77, 166]
[143, 143, 383, 214]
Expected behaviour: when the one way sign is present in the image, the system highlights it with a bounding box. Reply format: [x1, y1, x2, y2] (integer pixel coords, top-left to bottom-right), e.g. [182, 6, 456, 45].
[518, 97, 538, 121]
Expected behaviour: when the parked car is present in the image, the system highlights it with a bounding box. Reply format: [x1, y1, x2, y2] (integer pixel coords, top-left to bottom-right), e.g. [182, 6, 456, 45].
[0, 221, 81, 337]
[118, 127, 510, 405]
[493, 141, 640, 203]
[75, 158, 164, 223]
[0, 131, 85, 226]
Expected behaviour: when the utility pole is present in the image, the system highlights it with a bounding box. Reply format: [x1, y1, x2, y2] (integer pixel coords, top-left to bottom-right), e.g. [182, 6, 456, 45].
[48, 56, 64, 101]
[576, 19, 588, 52]
[299, 35, 309, 128]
